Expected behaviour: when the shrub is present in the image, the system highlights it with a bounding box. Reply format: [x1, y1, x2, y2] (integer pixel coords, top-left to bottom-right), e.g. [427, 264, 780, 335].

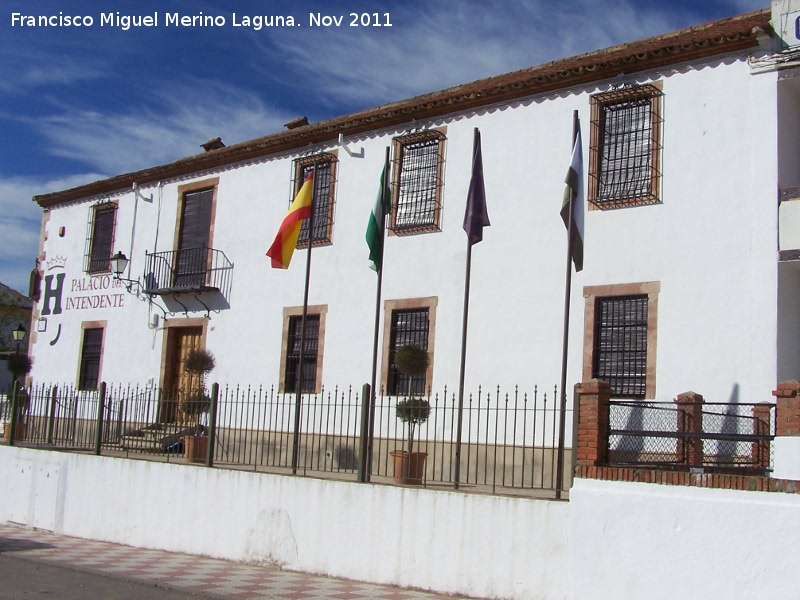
[394, 345, 430, 378]
[7, 353, 32, 379]
[184, 349, 215, 376]
[395, 397, 431, 425]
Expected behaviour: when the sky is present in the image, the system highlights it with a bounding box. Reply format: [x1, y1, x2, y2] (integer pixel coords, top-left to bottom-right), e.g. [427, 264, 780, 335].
[0, 0, 767, 295]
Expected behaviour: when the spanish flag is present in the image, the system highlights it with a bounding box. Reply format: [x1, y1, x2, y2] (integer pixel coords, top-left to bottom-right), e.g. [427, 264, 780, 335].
[267, 171, 314, 269]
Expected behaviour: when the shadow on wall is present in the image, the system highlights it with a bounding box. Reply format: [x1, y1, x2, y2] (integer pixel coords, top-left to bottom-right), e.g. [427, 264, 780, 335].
[718, 383, 740, 458]
[621, 401, 645, 454]
[161, 292, 231, 315]
[335, 446, 358, 470]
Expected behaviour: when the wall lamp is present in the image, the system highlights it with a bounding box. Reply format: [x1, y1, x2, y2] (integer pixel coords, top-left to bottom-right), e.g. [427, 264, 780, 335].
[12, 324, 26, 354]
[110, 251, 141, 293]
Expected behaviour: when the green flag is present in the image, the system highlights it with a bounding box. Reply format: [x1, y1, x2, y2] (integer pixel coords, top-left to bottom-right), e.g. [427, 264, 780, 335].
[366, 163, 391, 271]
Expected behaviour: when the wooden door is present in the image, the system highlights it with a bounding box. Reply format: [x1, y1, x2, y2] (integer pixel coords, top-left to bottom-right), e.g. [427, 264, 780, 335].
[160, 326, 203, 422]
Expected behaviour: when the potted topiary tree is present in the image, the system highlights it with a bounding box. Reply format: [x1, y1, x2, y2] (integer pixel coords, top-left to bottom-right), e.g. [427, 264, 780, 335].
[180, 348, 215, 463]
[390, 344, 431, 484]
[3, 353, 32, 441]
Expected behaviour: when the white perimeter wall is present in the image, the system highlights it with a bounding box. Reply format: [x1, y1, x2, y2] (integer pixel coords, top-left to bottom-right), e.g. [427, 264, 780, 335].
[3, 446, 800, 600]
[570, 477, 800, 599]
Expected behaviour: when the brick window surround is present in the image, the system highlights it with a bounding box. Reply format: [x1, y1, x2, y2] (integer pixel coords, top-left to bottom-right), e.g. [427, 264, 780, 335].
[588, 82, 663, 209]
[279, 305, 328, 394]
[294, 152, 337, 248]
[583, 282, 659, 399]
[381, 297, 437, 394]
[390, 129, 446, 235]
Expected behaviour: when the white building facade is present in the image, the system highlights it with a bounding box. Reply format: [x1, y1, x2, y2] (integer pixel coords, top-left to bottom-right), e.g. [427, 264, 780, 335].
[25, 6, 799, 412]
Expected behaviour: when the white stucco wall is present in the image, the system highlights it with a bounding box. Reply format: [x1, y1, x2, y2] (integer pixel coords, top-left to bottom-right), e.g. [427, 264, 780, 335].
[29, 53, 779, 407]
[0, 445, 571, 600]
[569, 477, 800, 600]
[4, 445, 800, 600]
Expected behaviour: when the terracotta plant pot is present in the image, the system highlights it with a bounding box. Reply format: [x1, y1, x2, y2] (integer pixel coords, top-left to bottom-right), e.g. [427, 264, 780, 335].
[183, 435, 208, 464]
[390, 450, 428, 485]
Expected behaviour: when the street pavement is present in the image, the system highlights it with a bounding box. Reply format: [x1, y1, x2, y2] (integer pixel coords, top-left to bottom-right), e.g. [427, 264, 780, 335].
[0, 523, 469, 600]
[0, 553, 207, 599]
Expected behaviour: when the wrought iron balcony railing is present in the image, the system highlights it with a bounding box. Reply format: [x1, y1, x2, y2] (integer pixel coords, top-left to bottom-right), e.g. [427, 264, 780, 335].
[143, 246, 233, 295]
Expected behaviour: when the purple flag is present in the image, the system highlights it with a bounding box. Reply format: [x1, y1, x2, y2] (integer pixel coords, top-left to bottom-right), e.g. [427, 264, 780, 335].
[463, 128, 490, 245]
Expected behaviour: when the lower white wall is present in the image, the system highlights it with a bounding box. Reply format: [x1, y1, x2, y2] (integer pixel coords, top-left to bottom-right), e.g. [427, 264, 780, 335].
[3, 446, 800, 600]
[569, 478, 800, 600]
[0, 446, 570, 600]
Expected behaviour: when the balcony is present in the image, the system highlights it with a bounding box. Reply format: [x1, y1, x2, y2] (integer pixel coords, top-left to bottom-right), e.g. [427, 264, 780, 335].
[143, 246, 233, 296]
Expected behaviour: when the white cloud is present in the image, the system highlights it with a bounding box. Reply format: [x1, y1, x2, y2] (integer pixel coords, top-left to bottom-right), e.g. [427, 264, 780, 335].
[24, 79, 294, 174]
[22, 62, 106, 88]
[0, 47, 107, 94]
[258, 0, 695, 110]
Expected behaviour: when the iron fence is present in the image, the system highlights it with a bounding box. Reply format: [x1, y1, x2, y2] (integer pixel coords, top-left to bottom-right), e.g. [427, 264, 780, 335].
[1, 381, 570, 497]
[608, 399, 775, 474]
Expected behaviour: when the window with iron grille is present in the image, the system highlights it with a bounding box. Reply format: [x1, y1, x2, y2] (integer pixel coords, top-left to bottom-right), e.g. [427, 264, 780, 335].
[284, 314, 321, 393]
[593, 295, 648, 399]
[78, 327, 104, 390]
[295, 153, 336, 247]
[387, 308, 430, 396]
[84, 203, 118, 273]
[589, 84, 663, 209]
[391, 130, 445, 235]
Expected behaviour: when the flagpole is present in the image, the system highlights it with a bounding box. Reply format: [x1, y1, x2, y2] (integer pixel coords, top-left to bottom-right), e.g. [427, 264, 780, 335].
[454, 243, 473, 490]
[555, 110, 579, 499]
[292, 172, 316, 475]
[365, 147, 391, 482]
[454, 128, 481, 490]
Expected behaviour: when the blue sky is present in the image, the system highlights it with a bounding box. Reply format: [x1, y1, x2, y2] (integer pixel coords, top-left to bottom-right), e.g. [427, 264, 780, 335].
[0, 0, 766, 294]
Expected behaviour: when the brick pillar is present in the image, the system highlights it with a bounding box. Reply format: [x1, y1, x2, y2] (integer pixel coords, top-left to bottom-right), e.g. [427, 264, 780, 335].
[675, 391, 704, 467]
[576, 379, 611, 467]
[773, 380, 800, 437]
[751, 403, 772, 470]
[772, 380, 800, 479]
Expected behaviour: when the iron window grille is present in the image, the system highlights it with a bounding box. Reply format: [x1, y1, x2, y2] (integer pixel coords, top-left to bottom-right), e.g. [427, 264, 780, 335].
[84, 202, 118, 273]
[284, 314, 321, 393]
[294, 153, 337, 248]
[589, 83, 663, 209]
[592, 294, 648, 399]
[78, 327, 104, 390]
[387, 308, 430, 395]
[390, 130, 446, 235]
